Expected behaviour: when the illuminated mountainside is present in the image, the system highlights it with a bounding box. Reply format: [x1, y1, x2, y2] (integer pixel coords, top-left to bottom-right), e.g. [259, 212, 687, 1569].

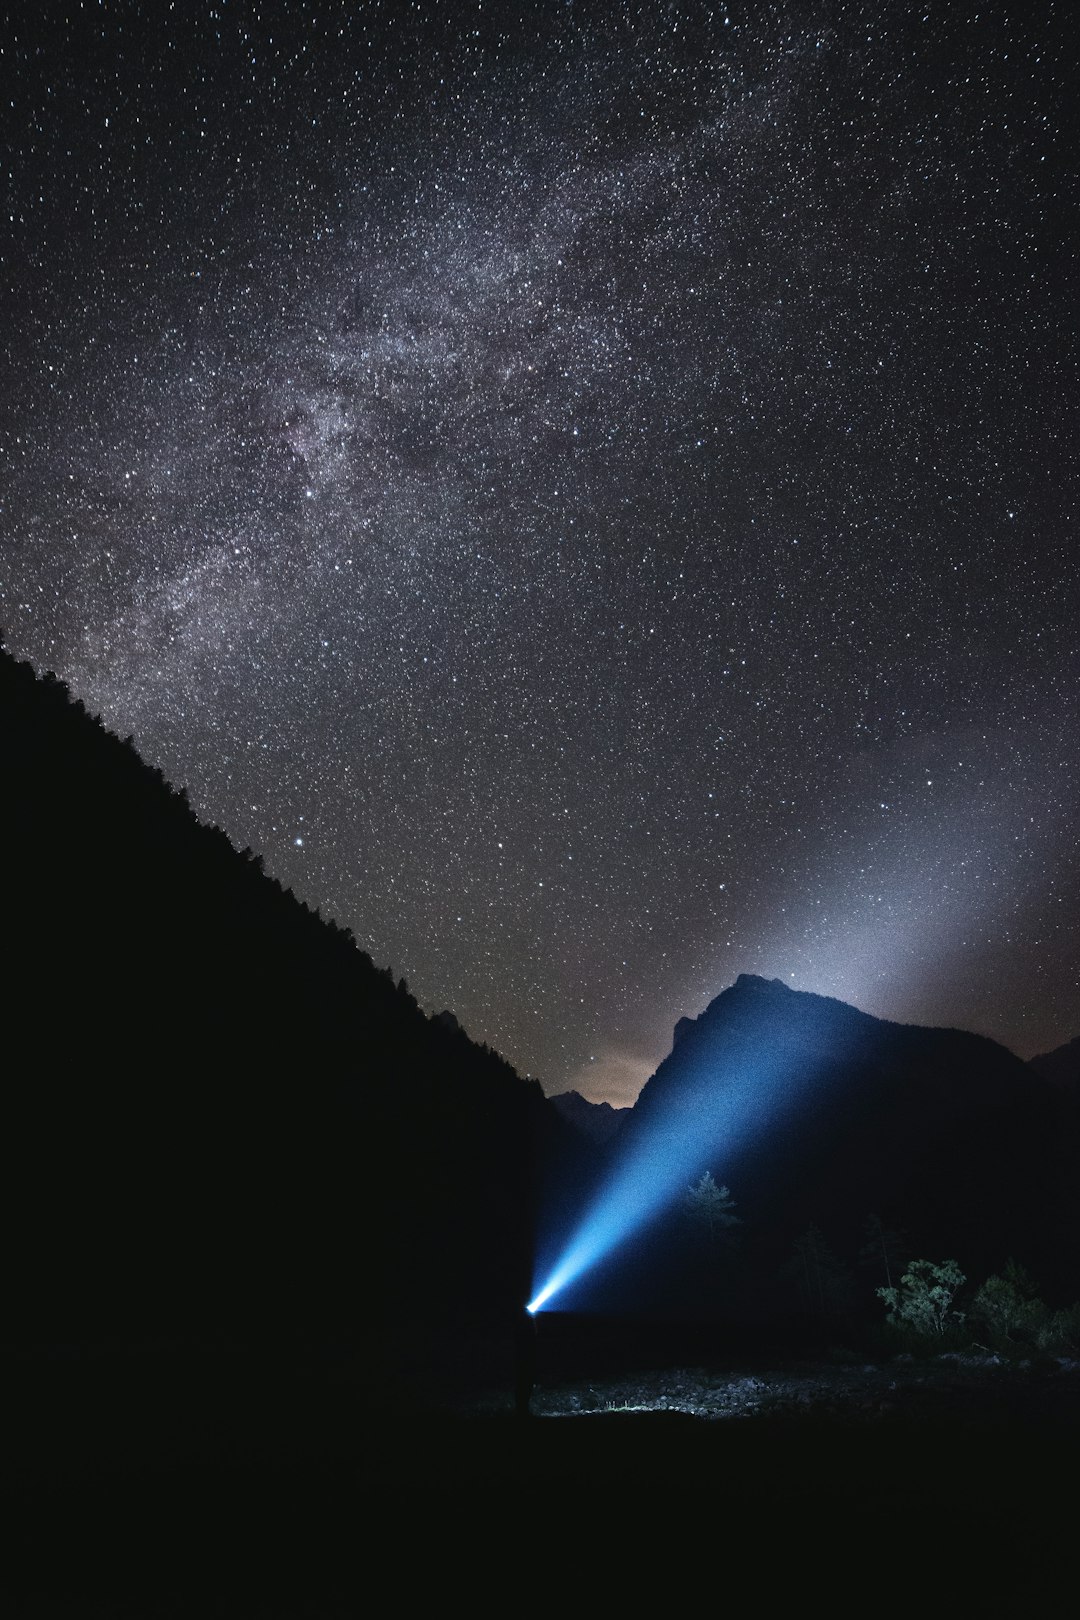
[619, 973, 1080, 1294]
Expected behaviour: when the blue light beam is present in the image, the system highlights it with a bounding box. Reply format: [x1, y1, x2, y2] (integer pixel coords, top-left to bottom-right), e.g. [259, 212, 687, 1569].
[530, 1023, 826, 1312]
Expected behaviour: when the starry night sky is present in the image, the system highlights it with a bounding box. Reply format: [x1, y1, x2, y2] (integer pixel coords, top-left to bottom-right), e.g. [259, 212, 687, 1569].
[3, 1, 1078, 1102]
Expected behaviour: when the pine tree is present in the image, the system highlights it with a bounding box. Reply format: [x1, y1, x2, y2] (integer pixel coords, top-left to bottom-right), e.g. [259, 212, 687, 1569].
[786, 1224, 855, 1317]
[683, 1172, 741, 1245]
[858, 1213, 908, 1291]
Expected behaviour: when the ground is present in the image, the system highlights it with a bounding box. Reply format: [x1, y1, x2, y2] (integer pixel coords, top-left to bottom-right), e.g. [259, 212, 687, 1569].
[5, 1340, 1079, 1610]
[521, 1348, 1080, 1422]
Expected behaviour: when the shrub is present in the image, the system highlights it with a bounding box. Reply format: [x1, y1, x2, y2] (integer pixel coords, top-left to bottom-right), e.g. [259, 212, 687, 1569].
[1034, 1302, 1080, 1356]
[878, 1259, 966, 1341]
[969, 1262, 1046, 1345]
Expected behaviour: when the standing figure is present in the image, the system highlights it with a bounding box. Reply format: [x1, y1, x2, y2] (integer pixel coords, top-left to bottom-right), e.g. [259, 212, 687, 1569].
[514, 1305, 537, 1418]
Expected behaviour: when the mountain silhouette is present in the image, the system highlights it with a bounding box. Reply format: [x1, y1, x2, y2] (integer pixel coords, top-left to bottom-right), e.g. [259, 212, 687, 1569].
[549, 1089, 630, 1145]
[4, 634, 1075, 1358]
[0, 642, 583, 1359]
[605, 973, 1080, 1304]
[1030, 1036, 1080, 1093]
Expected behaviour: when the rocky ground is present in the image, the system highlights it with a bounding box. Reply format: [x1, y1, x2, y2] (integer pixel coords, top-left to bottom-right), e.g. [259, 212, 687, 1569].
[522, 1349, 1080, 1423]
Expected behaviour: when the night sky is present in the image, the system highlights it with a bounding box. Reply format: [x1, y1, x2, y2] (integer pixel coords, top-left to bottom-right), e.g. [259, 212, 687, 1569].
[3, 1, 1077, 1103]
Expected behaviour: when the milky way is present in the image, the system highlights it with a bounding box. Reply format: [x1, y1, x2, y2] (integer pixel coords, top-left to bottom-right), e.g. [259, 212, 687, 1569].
[3, 2, 1078, 1099]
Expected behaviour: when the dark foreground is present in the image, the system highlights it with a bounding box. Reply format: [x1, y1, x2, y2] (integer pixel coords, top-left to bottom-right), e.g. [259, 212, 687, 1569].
[4, 1338, 1078, 1613]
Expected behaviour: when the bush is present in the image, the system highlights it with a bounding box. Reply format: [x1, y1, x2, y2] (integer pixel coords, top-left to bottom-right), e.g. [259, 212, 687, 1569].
[969, 1262, 1046, 1346]
[878, 1259, 966, 1342]
[1034, 1302, 1080, 1356]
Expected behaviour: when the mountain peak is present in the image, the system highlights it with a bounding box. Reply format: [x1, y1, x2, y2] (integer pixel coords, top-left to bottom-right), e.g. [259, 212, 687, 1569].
[549, 1089, 629, 1145]
[625, 969, 1072, 1296]
[733, 973, 793, 993]
[674, 974, 794, 1048]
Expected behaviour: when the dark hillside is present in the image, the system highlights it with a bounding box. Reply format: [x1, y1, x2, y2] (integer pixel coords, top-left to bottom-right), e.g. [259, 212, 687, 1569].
[1030, 1036, 1080, 1092]
[0, 644, 578, 1360]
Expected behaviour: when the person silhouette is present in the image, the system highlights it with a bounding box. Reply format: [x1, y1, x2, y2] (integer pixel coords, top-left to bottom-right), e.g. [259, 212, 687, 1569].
[514, 1304, 537, 1418]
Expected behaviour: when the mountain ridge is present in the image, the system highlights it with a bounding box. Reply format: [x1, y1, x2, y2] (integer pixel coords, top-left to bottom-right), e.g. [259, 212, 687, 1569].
[549, 1089, 630, 1145]
[0, 641, 585, 1351]
[1030, 1035, 1080, 1091]
[667, 972, 1031, 1068]
[596, 965, 1079, 1308]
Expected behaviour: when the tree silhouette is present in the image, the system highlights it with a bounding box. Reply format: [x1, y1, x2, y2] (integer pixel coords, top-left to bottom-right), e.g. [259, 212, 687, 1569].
[784, 1224, 854, 1317]
[859, 1212, 908, 1292]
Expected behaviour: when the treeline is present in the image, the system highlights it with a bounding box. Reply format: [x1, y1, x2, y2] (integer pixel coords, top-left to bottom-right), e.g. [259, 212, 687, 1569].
[774, 1221, 1080, 1352]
